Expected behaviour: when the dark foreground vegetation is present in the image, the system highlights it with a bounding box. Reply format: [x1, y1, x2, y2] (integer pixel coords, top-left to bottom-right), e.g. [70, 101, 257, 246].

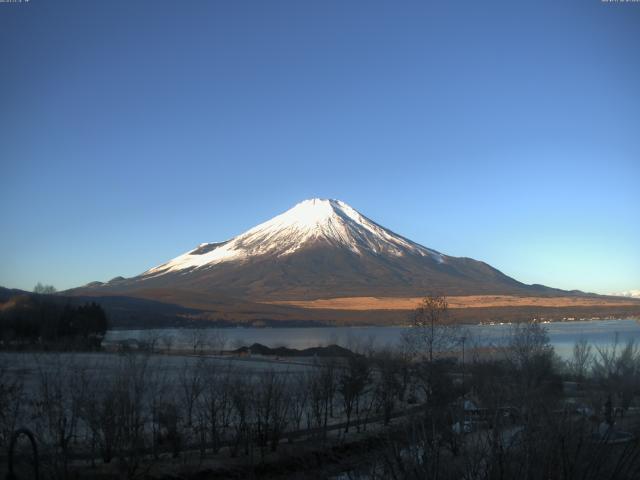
[2, 296, 640, 479]
[0, 292, 108, 349]
[232, 343, 356, 358]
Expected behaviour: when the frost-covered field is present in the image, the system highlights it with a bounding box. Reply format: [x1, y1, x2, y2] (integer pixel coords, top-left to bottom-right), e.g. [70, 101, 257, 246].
[0, 350, 358, 480]
[0, 351, 326, 460]
[0, 351, 313, 395]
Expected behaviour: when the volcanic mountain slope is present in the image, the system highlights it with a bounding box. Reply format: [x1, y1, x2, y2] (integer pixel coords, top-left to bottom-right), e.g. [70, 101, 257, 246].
[77, 198, 564, 300]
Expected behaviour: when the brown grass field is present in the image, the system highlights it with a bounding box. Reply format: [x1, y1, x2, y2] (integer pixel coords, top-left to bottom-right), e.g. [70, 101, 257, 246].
[266, 295, 640, 311]
[54, 286, 640, 326]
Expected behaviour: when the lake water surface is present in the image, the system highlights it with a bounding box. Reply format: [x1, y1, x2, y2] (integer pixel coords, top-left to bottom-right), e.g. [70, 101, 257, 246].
[105, 318, 640, 360]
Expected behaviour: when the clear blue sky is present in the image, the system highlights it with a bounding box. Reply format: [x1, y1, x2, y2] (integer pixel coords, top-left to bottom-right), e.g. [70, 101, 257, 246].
[1, 0, 638, 294]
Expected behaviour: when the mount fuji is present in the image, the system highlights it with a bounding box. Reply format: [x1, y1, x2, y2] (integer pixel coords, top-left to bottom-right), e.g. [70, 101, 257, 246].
[77, 198, 557, 301]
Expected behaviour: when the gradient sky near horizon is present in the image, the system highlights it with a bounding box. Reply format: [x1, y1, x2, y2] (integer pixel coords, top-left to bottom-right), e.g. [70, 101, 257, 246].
[1, 0, 639, 295]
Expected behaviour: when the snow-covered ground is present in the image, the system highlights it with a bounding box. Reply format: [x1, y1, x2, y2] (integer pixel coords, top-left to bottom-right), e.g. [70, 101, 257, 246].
[613, 289, 640, 299]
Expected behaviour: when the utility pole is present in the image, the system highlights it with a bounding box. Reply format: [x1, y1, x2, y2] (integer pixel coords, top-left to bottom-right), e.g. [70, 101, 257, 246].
[461, 334, 466, 393]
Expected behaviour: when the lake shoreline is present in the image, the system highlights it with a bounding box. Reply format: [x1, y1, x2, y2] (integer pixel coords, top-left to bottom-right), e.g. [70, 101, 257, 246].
[103, 318, 640, 361]
[106, 314, 640, 331]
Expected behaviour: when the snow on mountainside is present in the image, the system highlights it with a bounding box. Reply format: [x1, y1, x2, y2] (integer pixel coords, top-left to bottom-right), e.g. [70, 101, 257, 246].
[144, 198, 445, 277]
[75, 197, 566, 300]
[613, 290, 640, 299]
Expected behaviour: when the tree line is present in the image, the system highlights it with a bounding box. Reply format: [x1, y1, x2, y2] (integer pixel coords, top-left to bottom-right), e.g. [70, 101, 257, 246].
[0, 292, 108, 348]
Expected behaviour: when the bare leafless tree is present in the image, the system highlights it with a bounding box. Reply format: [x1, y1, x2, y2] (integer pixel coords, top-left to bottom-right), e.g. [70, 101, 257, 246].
[113, 353, 153, 479]
[200, 363, 233, 453]
[229, 375, 252, 458]
[32, 355, 87, 479]
[141, 330, 161, 354]
[373, 350, 405, 425]
[287, 374, 309, 440]
[404, 295, 456, 363]
[0, 359, 23, 448]
[184, 328, 207, 354]
[592, 335, 640, 417]
[178, 359, 205, 432]
[160, 334, 174, 353]
[253, 369, 289, 458]
[503, 321, 554, 369]
[207, 329, 228, 355]
[567, 337, 593, 381]
[339, 355, 370, 433]
[307, 361, 337, 441]
[34, 282, 57, 294]
[147, 364, 171, 460]
[79, 369, 119, 464]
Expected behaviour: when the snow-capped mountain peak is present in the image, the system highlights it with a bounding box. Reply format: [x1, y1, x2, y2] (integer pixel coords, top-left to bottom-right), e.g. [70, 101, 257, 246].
[77, 198, 545, 301]
[144, 198, 444, 277]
